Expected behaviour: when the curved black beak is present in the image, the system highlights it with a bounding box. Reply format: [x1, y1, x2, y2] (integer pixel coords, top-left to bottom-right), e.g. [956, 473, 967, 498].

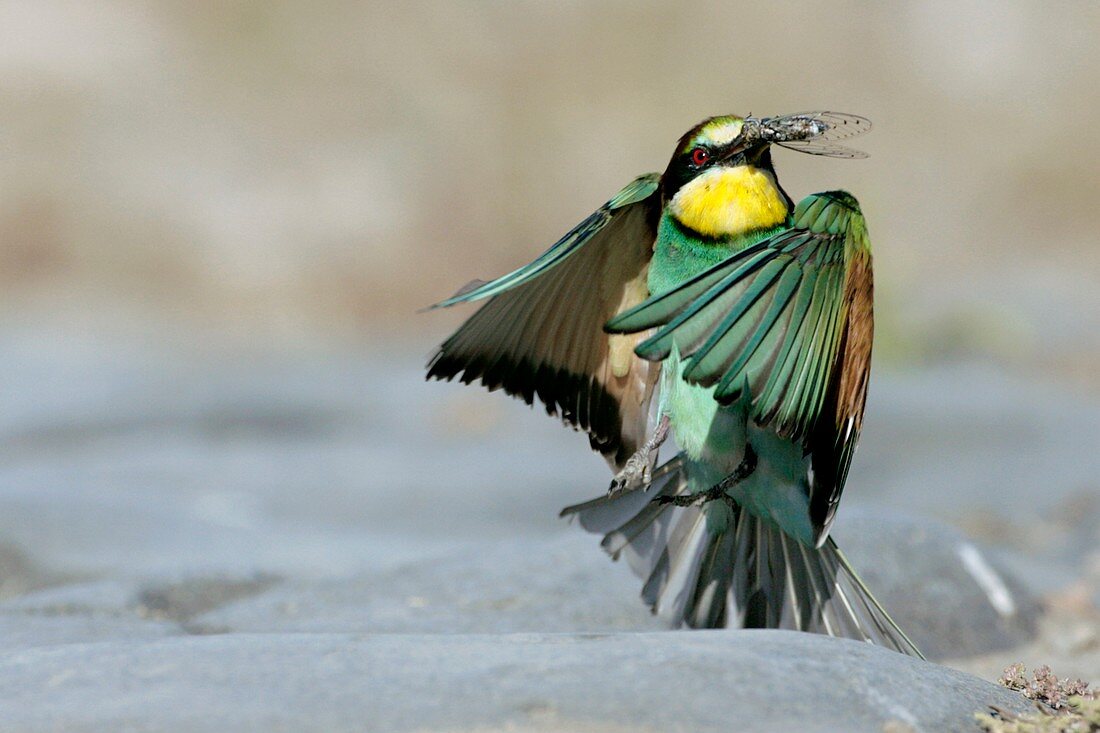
[716, 137, 770, 165]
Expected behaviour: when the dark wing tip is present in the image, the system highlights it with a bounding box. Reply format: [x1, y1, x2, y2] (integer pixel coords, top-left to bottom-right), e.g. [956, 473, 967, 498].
[427, 345, 635, 466]
[425, 348, 459, 382]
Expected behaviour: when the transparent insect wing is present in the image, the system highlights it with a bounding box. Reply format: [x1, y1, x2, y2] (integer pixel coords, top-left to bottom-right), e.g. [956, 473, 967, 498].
[774, 140, 869, 159]
[764, 111, 872, 158]
[769, 112, 872, 142]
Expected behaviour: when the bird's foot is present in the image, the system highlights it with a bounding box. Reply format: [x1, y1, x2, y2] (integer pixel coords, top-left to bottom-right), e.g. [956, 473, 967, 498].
[607, 415, 670, 497]
[654, 445, 757, 507]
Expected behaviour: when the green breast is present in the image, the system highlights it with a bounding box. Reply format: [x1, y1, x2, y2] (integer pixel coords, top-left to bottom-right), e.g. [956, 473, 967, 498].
[649, 211, 787, 465]
[648, 211, 787, 295]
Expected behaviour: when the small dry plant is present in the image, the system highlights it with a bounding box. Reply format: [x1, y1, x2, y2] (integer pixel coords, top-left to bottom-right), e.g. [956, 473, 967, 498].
[976, 664, 1099, 732]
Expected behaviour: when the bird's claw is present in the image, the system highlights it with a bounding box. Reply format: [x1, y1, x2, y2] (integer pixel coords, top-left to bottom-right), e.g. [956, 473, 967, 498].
[606, 415, 671, 498]
[607, 450, 651, 497]
[653, 445, 757, 507]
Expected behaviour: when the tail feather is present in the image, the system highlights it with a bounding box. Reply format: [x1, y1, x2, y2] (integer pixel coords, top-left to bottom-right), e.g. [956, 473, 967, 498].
[653, 507, 709, 621]
[561, 455, 923, 658]
[689, 526, 734, 628]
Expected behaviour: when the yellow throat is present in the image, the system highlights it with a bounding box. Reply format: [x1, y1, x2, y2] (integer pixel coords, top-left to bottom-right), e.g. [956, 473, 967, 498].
[669, 165, 788, 238]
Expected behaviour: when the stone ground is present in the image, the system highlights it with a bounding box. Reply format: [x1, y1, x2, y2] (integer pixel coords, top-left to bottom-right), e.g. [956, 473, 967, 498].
[0, 325, 1098, 731]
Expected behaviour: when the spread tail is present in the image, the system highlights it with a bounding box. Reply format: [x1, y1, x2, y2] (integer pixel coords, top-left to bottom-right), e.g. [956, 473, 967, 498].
[561, 455, 923, 658]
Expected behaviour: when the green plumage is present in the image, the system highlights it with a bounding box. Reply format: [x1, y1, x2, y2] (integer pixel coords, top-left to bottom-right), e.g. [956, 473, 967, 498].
[609, 191, 865, 446]
[429, 112, 921, 657]
[430, 173, 660, 310]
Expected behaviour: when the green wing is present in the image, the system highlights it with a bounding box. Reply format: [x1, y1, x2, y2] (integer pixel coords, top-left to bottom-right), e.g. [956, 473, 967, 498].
[607, 191, 874, 540]
[427, 174, 663, 469]
[430, 174, 659, 308]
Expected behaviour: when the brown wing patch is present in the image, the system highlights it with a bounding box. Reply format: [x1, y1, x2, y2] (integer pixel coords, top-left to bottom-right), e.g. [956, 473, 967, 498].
[427, 202, 660, 469]
[809, 250, 873, 543]
[835, 252, 874, 432]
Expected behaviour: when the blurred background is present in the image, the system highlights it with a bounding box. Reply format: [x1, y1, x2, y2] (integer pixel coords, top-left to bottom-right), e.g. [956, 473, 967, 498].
[3, 0, 1099, 371]
[2, 0, 1099, 696]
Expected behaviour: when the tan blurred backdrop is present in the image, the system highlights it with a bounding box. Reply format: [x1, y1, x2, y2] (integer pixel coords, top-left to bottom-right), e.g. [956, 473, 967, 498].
[2, 0, 1098, 380]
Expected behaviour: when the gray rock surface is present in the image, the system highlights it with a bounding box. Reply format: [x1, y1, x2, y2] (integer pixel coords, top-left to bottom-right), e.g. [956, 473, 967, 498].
[3, 331, 1099, 577]
[838, 511, 1042, 660]
[192, 533, 668, 635]
[0, 630, 1029, 733]
[187, 527, 1041, 662]
[0, 330, 1096, 730]
[0, 525, 1041, 662]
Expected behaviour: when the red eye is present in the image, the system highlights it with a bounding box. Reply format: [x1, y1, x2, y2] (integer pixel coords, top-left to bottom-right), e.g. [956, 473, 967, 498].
[691, 147, 710, 166]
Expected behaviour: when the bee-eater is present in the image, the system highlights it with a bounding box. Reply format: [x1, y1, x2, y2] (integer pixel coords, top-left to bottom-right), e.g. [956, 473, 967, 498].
[426, 112, 922, 657]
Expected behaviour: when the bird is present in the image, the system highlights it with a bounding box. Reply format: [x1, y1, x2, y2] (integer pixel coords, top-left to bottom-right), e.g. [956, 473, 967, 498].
[425, 111, 922, 657]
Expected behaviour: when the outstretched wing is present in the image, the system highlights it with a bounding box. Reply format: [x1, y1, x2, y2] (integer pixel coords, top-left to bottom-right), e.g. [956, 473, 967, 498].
[606, 191, 873, 540]
[427, 174, 662, 469]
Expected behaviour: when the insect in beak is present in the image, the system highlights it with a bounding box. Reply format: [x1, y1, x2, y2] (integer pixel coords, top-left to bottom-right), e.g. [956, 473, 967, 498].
[744, 112, 873, 159]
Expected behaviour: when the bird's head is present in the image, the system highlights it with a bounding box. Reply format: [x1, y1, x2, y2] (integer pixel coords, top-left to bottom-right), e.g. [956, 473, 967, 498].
[660, 115, 787, 238]
[660, 112, 870, 239]
[662, 115, 769, 197]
